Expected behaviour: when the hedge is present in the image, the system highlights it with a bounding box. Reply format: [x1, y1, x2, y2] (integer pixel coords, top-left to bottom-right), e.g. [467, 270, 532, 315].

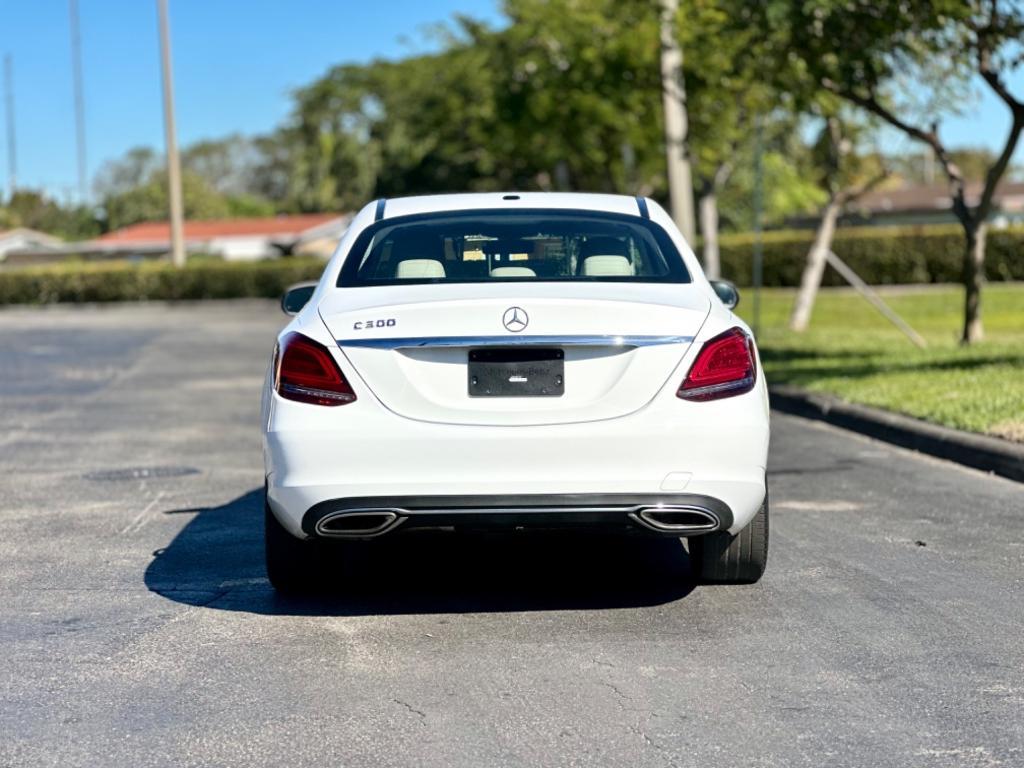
[0, 258, 325, 305]
[717, 224, 1024, 287]
[1, 224, 1022, 304]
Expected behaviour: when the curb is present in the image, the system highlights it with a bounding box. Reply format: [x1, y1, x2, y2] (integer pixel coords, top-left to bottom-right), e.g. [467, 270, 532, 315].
[769, 385, 1024, 483]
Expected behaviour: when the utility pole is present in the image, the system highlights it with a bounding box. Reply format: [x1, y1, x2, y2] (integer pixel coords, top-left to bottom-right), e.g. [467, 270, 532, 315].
[157, 0, 186, 267]
[3, 55, 16, 197]
[659, 0, 696, 244]
[69, 0, 88, 202]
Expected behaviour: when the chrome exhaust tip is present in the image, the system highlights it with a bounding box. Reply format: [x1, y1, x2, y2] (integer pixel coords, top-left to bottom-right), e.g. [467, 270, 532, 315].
[629, 505, 720, 534]
[315, 509, 404, 538]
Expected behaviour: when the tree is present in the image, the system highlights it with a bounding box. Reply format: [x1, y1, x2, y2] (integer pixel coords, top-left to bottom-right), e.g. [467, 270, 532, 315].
[102, 171, 232, 230]
[183, 134, 269, 197]
[767, 0, 1024, 343]
[682, 0, 786, 277]
[660, 0, 697, 242]
[95, 139, 280, 229]
[789, 114, 887, 331]
[93, 146, 162, 199]
[486, 0, 665, 194]
[1, 189, 100, 239]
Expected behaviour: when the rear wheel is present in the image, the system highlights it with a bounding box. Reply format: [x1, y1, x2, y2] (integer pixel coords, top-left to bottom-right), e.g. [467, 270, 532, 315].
[688, 493, 768, 584]
[265, 496, 323, 593]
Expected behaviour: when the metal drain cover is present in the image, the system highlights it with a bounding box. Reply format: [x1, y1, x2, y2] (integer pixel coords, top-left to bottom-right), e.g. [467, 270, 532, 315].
[84, 466, 201, 482]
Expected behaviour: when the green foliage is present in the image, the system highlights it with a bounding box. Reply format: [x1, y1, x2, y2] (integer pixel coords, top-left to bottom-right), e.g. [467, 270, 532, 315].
[3, 223, 1019, 307]
[80, 0, 847, 231]
[94, 140, 281, 230]
[224, 194, 276, 218]
[1, 190, 101, 239]
[717, 225, 1024, 287]
[487, 0, 664, 193]
[102, 171, 237, 230]
[684, 0, 791, 187]
[0, 258, 325, 305]
[716, 144, 828, 231]
[271, 2, 669, 203]
[738, 284, 1024, 438]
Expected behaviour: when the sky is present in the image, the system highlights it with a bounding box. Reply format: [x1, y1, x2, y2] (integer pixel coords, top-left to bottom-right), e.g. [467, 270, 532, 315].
[1, 1, 1022, 203]
[0, 0, 503, 201]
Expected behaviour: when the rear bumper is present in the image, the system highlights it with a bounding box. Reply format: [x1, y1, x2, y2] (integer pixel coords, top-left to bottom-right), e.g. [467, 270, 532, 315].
[264, 383, 769, 539]
[300, 492, 736, 539]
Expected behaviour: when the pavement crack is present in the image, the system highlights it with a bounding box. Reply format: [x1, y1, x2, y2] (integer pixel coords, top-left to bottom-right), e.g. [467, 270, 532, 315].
[600, 681, 633, 702]
[188, 587, 231, 609]
[629, 724, 676, 766]
[393, 698, 427, 723]
[118, 491, 165, 535]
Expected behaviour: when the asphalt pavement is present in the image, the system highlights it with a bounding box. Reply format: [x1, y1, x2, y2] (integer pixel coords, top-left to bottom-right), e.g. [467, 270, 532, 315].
[1, 301, 1022, 768]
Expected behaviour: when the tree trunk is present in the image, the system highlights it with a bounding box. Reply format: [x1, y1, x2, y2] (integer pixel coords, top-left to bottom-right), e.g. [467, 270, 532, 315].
[699, 188, 720, 280]
[659, 0, 696, 243]
[961, 222, 986, 344]
[789, 197, 842, 332]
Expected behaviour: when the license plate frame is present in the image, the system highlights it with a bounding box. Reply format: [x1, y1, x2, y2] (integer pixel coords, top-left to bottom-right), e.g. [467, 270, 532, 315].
[468, 348, 565, 397]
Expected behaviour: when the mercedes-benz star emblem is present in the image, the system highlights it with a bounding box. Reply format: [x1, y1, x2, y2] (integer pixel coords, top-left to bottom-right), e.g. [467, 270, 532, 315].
[502, 306, 529, 333]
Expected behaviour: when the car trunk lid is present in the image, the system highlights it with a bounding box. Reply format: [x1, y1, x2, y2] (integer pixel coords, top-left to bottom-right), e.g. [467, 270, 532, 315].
[319, 282, 710, 426]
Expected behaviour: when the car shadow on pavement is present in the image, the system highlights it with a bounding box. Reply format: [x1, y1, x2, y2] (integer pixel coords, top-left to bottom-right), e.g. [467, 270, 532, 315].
[145, 488, 697, 616]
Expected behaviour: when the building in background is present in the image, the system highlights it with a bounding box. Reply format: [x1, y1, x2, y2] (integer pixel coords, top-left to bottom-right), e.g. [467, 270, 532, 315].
[0, 213, 352, 269]
[847, 181, 1024, 228]
[0, 228, 63, 267]
[784, 181, 1024, 230]
[92, 213, 352, 261]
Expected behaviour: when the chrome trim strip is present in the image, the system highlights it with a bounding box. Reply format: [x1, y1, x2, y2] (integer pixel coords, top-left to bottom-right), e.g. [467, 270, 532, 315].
[336, 334, 693, 350]
[411, 506, 635, 515]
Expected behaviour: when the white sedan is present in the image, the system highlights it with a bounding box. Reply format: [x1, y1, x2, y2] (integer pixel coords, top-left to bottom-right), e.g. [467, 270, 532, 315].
[261, 192, 769, 591]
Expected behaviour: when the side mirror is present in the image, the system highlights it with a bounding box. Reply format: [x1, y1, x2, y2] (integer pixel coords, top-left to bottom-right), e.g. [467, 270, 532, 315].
[281, 282, 317, 315]
[709, 279, 740, 310]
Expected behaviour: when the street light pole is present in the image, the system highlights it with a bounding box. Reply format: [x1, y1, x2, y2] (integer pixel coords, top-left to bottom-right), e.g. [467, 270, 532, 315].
[157, 0, 185, 267]
[69, 0, 88, 203]
[659, 0, 696, 245]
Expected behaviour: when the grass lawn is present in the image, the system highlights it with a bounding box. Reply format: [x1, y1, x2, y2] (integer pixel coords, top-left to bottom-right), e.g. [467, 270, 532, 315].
[734, 283, 1024, 442]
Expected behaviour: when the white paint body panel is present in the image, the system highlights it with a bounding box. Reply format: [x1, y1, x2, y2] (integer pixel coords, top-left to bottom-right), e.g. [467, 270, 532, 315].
[262, 193, 769, 537]
[320, 283, 710, 426]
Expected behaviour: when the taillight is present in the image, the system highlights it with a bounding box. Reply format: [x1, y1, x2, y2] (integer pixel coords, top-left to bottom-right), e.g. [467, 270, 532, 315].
[274, 332, 356, 406]
[678, 327, 756, 401]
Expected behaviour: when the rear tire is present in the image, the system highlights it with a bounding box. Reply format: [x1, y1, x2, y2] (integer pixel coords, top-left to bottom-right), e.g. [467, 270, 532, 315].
[265, 497, 323, 594]
[689, 493, 768, 584]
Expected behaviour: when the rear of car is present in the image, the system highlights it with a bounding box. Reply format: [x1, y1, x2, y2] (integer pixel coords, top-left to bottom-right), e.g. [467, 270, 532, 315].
[262, 193, 769, 591]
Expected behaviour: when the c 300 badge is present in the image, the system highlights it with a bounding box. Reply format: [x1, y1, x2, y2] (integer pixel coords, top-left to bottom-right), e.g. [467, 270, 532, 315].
[353, 318, 396, 330]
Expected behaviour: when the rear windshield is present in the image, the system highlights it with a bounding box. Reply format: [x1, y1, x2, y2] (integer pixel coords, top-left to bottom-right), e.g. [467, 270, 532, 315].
[338, 210, 690, 286]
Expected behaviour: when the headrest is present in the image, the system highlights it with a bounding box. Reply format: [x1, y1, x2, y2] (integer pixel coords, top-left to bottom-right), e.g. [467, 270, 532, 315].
[490, 266, 536, 277]
[581, 255, 633, 276]
[395, 259, 446, 279]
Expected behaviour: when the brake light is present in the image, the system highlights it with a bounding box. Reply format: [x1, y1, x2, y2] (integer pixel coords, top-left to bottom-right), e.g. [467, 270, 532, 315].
[274, 332, 356, 406]
[678, 327, 756, 401]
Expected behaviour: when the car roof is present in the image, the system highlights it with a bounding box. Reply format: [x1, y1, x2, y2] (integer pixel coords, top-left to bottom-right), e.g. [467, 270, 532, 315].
[378, 192, 646, 220]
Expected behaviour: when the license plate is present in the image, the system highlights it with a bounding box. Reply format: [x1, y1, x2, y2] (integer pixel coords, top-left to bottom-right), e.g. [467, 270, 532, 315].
[468, 348, 564, 397]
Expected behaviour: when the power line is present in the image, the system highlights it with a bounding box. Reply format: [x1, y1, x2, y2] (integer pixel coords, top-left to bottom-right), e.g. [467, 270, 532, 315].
[3, 54, 16, 197]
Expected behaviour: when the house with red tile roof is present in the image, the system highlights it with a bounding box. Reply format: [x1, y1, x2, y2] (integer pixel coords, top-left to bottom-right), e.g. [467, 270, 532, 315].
[93, 213, 352, 261]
